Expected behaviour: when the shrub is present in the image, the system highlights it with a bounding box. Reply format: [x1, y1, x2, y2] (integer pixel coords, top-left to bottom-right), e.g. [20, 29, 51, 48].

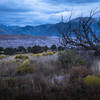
[31, 51, 56, 57]
[0, 47, 4, 54]
[0, 55, 8, 59]
[42, 46, 49, 52]
[31, 53, 43, 57]
[50, 45, 57, 51]
[16, 59, 35, 74]
[18, 46, 26, 53]
[84, 75, 100, 88]
[4, 48, 16, 55]
[15, 54, 29, 59]
[27, 47, 32, 53]
[31, 45, 42, 54]
[0, 47, 4, 51]
[70, 67, 91, 82]
[58, 50, 86, 68]
[42, 51, 56, 56]
[58, 46, 64, 51]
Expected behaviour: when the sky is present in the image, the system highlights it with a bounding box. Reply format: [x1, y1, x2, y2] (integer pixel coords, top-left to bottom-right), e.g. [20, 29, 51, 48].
[0, 0, 100, 26]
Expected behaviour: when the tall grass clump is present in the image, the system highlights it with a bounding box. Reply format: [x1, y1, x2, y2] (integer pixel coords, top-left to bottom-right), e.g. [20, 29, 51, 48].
[42, 51, 56, 56]
[16, 59, 35, 74]
[31, 51, 56, 57]
[14, 54, 29, 59]
[0, 55, 8, 59]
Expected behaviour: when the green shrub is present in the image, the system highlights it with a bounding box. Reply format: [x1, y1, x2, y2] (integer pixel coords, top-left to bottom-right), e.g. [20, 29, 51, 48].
[4, 48, 16, 55]
[42, 46, 49, 52]
[16, 59, 35, 74]
[31, 45, 42, 54]
[58, 46, 64, 51]
[58, 50, 86, 68]
[0, 47, 4, 54]
[27, 47, 32, 52]
[50, 45, 57, 51]
[84, 75, 100, 87]
[15, 54, 29, 59]
[18, 46, 26, 53]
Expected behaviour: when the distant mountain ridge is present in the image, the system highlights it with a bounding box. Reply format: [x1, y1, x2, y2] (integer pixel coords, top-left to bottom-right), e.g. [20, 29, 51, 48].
[0, 23, 61, 36]
[0, 17, 100, 36]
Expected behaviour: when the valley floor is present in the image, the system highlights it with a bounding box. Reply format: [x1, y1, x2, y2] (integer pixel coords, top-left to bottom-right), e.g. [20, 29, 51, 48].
[0, 34, 60, 48]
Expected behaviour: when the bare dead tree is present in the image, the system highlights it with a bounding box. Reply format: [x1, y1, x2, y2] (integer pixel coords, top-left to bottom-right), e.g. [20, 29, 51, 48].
[58, 9, 100, 54]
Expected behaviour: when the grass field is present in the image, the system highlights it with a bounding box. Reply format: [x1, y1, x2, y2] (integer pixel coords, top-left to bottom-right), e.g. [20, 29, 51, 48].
[0, 50, 100, 100]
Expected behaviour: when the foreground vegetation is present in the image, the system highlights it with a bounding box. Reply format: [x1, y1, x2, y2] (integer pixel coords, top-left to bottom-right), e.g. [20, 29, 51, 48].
[0, 49, 100, 100]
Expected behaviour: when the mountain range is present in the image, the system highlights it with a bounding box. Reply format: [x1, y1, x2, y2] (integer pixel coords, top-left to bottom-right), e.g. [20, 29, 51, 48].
[0, 23, 61, 36]
[0, 17, 100, 36]
[0, 17, 100, 48]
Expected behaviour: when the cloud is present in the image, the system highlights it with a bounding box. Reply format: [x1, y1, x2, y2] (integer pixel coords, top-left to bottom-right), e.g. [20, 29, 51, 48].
[44, 0, 100, 4]
[0, 0, 100, 26]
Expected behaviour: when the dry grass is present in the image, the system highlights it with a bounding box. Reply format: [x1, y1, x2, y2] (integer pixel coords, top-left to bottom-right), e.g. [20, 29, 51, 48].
[0, 55, 8, 59]
[31, 51, 56, 57]
[42, 51, 56, 56]
[0, 50, 99, 100]
[31, 53, 43, 57]
[14, 54, 29, 59]
[16, 59, 36, 74]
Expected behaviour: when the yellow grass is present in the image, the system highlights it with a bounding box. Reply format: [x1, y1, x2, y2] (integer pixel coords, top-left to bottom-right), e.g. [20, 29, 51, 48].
[0, 55, 8, 59]
[14, 54, 29, 59]
[31, 51, 56, 57]
[16, 59, 34, 74]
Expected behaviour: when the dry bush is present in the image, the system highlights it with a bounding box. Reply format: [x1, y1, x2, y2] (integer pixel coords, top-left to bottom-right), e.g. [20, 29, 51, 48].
[14, 54, 29, 59]
[16, 59, 36, 74]
[42, 51, 56, 56]
[0, 55, 8, 59]
[31, 53, 43, 57]
[31, 51, 56, 57]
